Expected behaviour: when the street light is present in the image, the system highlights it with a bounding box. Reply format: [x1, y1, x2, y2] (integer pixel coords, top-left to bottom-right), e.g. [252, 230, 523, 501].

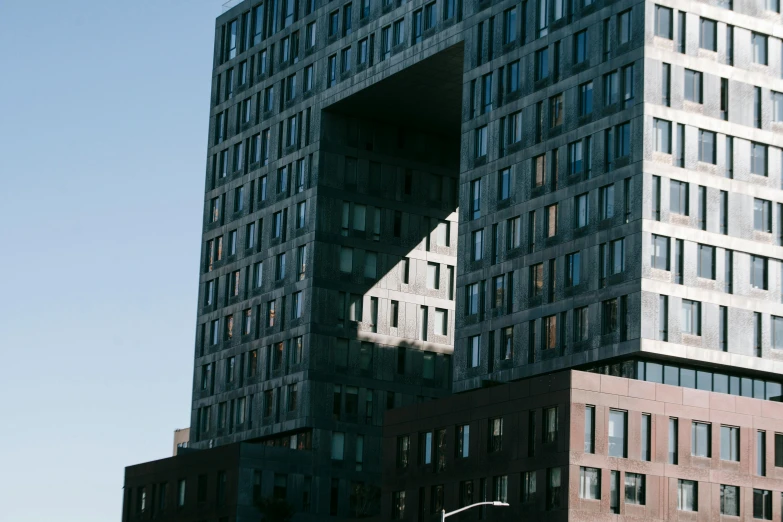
[440, 501, 510, 521]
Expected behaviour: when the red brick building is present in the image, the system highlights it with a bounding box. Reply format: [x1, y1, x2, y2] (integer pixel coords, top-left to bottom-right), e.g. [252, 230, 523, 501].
[382, 370, 783, 521]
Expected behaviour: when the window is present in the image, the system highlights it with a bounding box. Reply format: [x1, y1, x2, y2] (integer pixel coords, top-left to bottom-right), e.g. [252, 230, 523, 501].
[498, 168, 511, 201]
[751, 142, 768, 176]
[698, 130, 715, 164]
[574, 306, 588, 341]
[566, 252, 581, 287]
[424, 2, 436, 30]
[396, 435, 410, 468]
[682, 300, 701, 335]
[470, 178, 481, 219]
[670, 180, 688, 215]
[492, 475, 508, 503]
[699, 18, 716, 51]
[545, 204, 557, 237]
[755, 198, 772, 232]
[419, 431, 433, 465]
[604, 70, 618, 105]
[391, 491, 405, 519]
[393, 18, 404, 45]
[341, 47, 351, 72]
[521, 471, 536, 503]
[331, 432, 345, 460]
[574, 30, 587, 64]
[774, 92, 783, 122]
[507, 60, 520, 93]
[568, 140, 583, 176]
[549, 94, 563, 128]
[503, 8, 517, 44]
[357, 38, 368, 65]
[684, 69, 703, 103]
[339, 246, 352, 273]
[575, 193, 588, 227]
[466, 283, 479, 316]
[177, 479, 186, 507]
[608, 410, 627, 457]
[720, 425, 739, 461]
[543, 407, 558, 443]
[655, 5, 672, 38]
[602, 298, 618, 334]
[535, 47, 548, 81]
[538, 0, 549, 37]
[596, 185, 613, 220]
[752, 32, 768, 65]
[691, 422, 711, 457]
[444, 0, 456, 19]
[584, 405, 595, 453]
[651, 234, 669, 270]
[579, 467, 600, 499]
[456, 424, 470, 458]
[754, 489, 772, 520]
[475, 126, 487, 158]
[546, 468, 561, 510]
[364, 251, 377, 279]
[579, 82, 593, 116]
[620, 473, 644, 505]
[480, 74, 492, 114]
[653, 118, 671, 153]
[751, 255, 768, 289]
[718, 484, 740, 516]
[678, 480, 698, 511]
[327, 54, 337, 87]
[618, 9, 631, 44]
[471, 229, 483, 261]
[697, 245, 715, 279]
[488, 417, 503, 452]
[774, 317, 783, 349]
[754, 87, 763, 128]
[669, 418, 679, 464]
[468, 335, 480, 367]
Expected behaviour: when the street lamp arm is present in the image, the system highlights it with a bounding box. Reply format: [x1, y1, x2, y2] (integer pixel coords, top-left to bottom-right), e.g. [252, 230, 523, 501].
[442, 501, 510, 519]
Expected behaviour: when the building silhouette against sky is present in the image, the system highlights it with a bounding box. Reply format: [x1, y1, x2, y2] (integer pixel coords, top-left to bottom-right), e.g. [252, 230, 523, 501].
[122, 0, 783, 518]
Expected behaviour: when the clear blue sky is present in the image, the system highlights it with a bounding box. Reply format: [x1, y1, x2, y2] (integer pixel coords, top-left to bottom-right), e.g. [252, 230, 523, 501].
[0, 2, 221, 520]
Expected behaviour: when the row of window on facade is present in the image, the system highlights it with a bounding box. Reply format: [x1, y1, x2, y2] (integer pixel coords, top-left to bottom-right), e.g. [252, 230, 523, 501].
[217, 0, 633, 106]
[195, 382, 417, 443]
[578, 468, 778, 518]
[132, 472, 227, 516]
[213, 109, 310, 180]
[390, 408, 783, 518]
[206, 203, 307, 266]
[395, 409, 558, 470]
[202, 281, 306, 346]
[651, 233, 779, 290]
[592, 359, 783, 403]
[464, 230, 627, 309]
[465, 293, 630, 369]
[217, 0, 463, 68]
[208, 155, 308, 220]
[653, 4, 781, 68]
[471, 72, 633, 159]
[653, 117, 782, 176]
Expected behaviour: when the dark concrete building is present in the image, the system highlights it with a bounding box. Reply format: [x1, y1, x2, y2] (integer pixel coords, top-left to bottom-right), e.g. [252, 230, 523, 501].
[122, 0, 783, 517]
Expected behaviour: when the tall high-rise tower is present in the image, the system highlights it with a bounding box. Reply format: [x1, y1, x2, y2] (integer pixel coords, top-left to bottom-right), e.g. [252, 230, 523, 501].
[123, 0, 783, 519]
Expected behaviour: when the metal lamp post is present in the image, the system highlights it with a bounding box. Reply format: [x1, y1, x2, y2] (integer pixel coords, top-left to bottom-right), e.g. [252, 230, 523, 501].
[440, 501, 510, 522]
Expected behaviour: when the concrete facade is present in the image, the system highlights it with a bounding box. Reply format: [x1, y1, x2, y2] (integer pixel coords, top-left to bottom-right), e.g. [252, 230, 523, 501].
[123, 0, 783, 517]
[382, 369, 783, 521]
